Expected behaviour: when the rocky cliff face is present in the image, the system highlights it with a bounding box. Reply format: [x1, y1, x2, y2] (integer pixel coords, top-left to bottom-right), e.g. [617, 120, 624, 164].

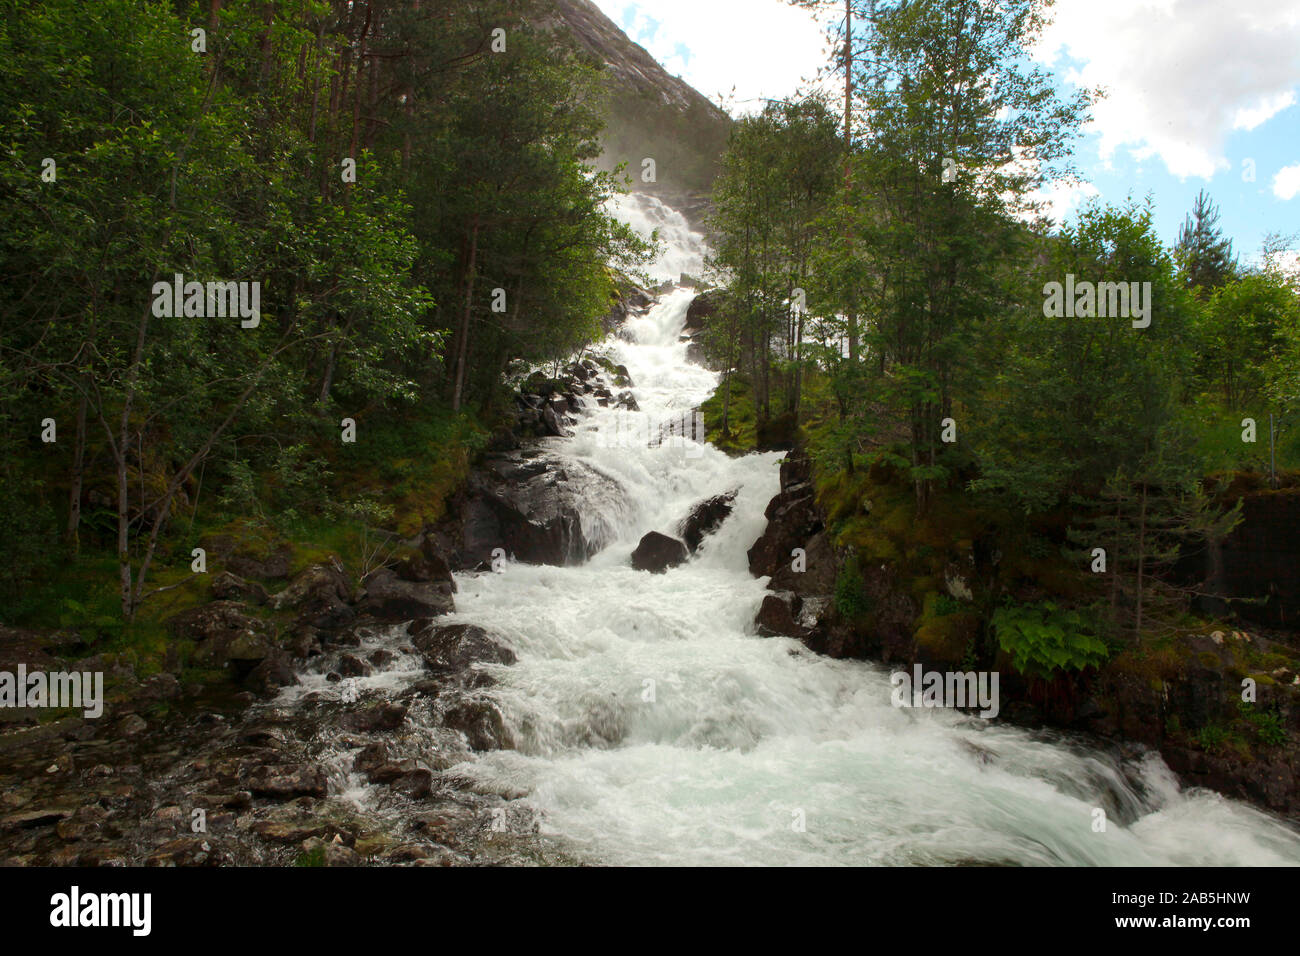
[544, 0, 732, 229]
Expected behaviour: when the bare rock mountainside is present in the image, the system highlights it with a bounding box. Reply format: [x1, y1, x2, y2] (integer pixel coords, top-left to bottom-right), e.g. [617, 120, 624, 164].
[544, 0, 732, 228]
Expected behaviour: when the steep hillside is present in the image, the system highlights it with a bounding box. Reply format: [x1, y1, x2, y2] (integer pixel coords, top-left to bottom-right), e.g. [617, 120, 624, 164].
[544, 0, 732, 227]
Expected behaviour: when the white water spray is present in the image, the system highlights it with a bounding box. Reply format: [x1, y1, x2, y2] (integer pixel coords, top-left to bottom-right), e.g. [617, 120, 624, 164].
[418, 202, 1300, 865]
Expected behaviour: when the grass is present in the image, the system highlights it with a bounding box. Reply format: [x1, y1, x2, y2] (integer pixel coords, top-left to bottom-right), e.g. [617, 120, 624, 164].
[701, 372, 757, 453]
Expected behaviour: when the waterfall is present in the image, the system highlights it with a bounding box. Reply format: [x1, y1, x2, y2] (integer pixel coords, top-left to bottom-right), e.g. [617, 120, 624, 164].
[286, 197, 1300, 867]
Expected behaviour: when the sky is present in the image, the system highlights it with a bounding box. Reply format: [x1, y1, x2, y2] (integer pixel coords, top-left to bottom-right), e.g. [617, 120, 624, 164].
[589, 0, 1300, 264]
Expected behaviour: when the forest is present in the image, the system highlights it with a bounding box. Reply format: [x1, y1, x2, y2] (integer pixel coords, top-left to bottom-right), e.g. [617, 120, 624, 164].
[698, 0, 1300, 660]
[0, 0, 650, 631]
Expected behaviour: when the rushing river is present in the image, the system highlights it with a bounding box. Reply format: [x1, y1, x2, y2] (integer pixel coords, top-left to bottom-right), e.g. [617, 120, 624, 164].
[264, 195, 1300, 867]
[404, 281, 1299, 867]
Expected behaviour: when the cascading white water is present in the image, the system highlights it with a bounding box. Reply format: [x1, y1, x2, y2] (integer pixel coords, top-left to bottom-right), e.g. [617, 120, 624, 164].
[425, 213, 1300, 865]
[607, 192, 710, 284]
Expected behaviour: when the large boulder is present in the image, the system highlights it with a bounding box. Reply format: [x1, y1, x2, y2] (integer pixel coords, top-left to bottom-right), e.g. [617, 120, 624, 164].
[442, 697, 512, 751]
[210, 571, 269, 606]
[542, 396, 574, 438]
[631, 531, 689, 573]
[166, 601, 278, 672]
[755, 592, 802, 638]
[678, 491, 736, 553]
[358, 568, 454, 623]
[441, 452, 628, 569]
[245, 764, 328, 799]
[269, 563, 353, 629]
[747, 465, 822, 578]
[410, 622, 516, 673]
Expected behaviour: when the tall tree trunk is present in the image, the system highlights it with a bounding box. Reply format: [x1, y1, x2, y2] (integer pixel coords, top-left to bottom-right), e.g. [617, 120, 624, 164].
[1135, 479, 1149, 643]
[451, 214, 481, 412]
[65, 387, 88, 556]
[843, 0, 858, 363]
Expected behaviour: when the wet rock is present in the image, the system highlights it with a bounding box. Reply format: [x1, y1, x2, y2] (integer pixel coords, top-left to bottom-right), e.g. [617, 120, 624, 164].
[79, 846, 128, 867]
[54, 806, 110, 842]
[1, 807, 74, 830]
[338, 702, 408, 734]
[145, 836, 223, 866]
[747, 478, 822, 579]
[392, 549, 456, 593]
[352, 742, 388, 777]
[445, 454, 625, 568]
[358, 568, 455, 623]
[678, 491, 736, 552]
[337, 654, 372, 678]
[383, 844, 438, 863]
[631, 531, 688, 573]
[542, 397, 574, 438]
[443, 698, 512, 751]
[411, 623, 516, 673]
[301, 837, 360, 867]
[246, 765, 328, 799]
[769, 530, 837, 594]
[195, 791, 252, 811]
[755, 593, 802, 638]
[243, 650, 299, 696]
[614, 390, 639, 412]
[253, 820, 331, 843]
[370, 761, 434, 798]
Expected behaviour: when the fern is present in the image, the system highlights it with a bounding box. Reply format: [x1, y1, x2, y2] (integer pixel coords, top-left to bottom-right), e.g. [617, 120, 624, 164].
[992, 601, 1108, 678]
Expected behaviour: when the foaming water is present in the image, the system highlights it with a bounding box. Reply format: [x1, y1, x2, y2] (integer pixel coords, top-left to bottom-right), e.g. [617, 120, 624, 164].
[607, 192, 710, 283]
[436, 272, 1300, 867]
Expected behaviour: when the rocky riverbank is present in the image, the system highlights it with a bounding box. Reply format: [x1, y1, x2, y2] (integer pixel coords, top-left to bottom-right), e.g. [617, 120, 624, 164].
[0, 349, 659, 867]
[745, 447, 1300, 819]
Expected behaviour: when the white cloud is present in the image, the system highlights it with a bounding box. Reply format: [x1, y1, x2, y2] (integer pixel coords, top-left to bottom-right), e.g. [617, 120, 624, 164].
[1234, 91, 1297, 131]
[1273, 163, 1300, 200]
[589, 0, 831, 114]
[1031, 178, 1102, 225]
[1034, 0, 1300, 180]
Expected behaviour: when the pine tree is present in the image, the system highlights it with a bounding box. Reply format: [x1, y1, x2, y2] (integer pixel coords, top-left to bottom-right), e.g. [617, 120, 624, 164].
[1176, 190, 1237, 296]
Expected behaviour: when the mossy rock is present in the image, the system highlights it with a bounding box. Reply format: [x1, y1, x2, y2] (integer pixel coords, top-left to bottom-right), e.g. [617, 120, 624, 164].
[834, 517, 901, 562]
[909, 576, 938, 600]
[914, 597, 980, 665]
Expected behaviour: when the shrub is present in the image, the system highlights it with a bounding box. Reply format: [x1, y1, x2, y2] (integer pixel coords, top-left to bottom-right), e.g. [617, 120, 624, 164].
[992, 600, 1108, 678]
[834, 554, 872, 620]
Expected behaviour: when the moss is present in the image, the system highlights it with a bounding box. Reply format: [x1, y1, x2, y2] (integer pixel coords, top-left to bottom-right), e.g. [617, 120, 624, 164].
[700, 373, 757, 453]
[909, 576, 938, 601]
[835, 517, 901, 562]
[914, 593, 980, 665]
[294, 845, 327, 867]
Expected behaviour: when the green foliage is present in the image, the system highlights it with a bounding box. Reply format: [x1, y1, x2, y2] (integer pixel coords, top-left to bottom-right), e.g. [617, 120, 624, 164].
[294, 845, 327, 867]
[1195, 724, 1230, 754]
[705, 98, 841, 434]
[932, 594, 965, 617]
[834, 554, 873, 620]
[992, 601, 1109, 678]
[0, 0, 648, 625]
[1175, 190, 1237, 294]
[1237, 700, 1288, 747]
